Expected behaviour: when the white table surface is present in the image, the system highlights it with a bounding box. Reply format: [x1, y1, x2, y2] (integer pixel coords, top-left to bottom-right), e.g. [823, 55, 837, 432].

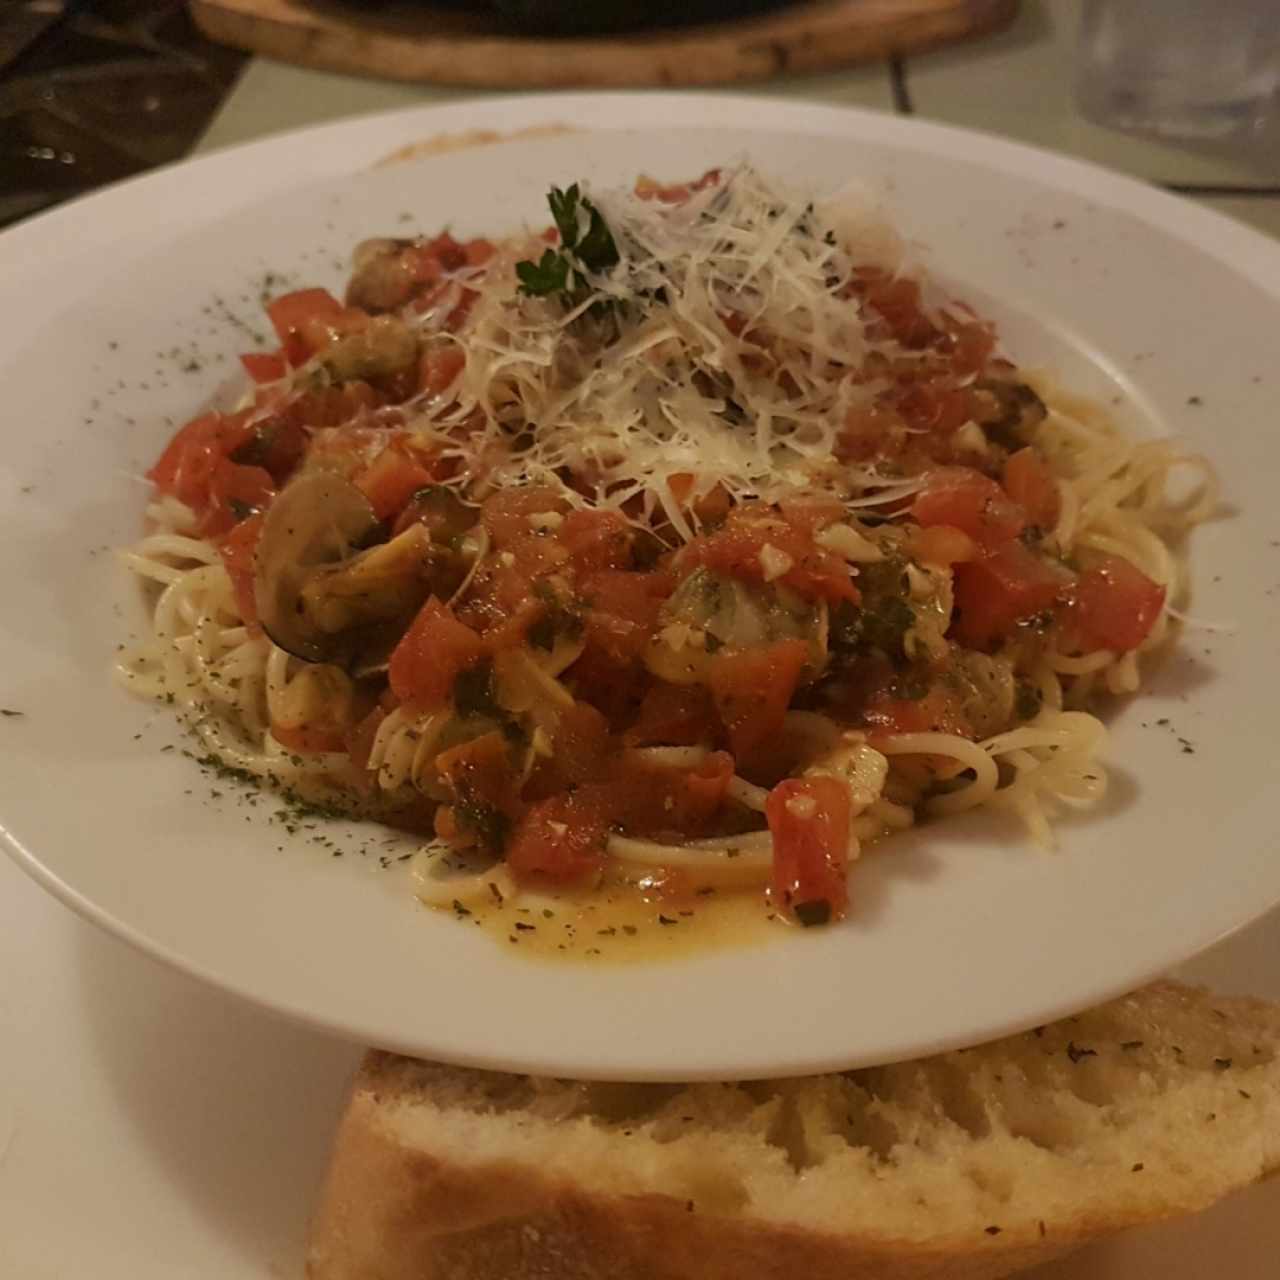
[4, 850, 1280, 1277]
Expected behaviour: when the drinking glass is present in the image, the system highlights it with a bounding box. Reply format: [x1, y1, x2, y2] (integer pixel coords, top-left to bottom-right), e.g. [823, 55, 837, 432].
[1076, 0, 1280, 139]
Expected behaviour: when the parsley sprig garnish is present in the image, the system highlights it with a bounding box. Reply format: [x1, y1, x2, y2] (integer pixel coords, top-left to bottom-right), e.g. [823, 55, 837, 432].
[516, 183, 620, 305]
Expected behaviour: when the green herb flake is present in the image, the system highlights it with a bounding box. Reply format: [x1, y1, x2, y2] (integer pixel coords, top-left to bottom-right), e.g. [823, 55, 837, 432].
[516, 183, 619, 306]
[515, 249, 570, 297]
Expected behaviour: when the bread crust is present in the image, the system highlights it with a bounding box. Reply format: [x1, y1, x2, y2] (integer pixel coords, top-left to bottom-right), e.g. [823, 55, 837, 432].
[307, 982, 1280, 1280]
[307, 1087, 1078, 1280]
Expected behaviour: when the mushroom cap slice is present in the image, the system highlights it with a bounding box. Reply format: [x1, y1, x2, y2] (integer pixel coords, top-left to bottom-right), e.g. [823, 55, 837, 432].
[253, 469, 381, 663]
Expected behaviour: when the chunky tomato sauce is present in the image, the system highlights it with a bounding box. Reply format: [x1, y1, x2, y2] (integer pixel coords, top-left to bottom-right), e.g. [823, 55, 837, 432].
[141, 174, 1168, 928]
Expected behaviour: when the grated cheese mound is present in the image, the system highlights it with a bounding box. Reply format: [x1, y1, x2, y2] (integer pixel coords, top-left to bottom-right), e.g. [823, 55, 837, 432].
[394, 166, 935, 542]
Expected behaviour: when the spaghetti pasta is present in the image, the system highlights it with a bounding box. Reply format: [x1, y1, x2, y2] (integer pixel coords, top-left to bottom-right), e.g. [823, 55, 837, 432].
[117, 165, 1216, 929]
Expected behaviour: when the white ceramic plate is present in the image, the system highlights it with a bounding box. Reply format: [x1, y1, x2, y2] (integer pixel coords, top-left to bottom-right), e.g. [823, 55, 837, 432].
[2, 93, 1278, 1081]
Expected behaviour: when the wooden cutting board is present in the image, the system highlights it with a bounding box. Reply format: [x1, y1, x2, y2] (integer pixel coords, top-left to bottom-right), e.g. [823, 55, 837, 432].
[189, 0, 1018, 88]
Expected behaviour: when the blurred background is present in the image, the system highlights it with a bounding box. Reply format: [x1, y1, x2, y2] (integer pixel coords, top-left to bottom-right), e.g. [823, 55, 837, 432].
[2, 0, 1276, 234]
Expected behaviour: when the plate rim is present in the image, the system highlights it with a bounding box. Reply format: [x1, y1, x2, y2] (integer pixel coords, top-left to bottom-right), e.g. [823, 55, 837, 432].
[3, 90, 1279, 1079]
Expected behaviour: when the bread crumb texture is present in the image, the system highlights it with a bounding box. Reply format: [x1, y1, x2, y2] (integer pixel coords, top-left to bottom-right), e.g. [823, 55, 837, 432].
[307, 983, 1280, 1280]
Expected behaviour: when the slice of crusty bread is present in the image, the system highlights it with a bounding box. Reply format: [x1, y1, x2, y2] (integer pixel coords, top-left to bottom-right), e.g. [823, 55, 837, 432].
[307, 982, 1280, 1280]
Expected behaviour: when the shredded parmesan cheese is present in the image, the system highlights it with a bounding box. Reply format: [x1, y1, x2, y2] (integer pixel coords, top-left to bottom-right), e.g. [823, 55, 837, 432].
[385, 166, 930, 541]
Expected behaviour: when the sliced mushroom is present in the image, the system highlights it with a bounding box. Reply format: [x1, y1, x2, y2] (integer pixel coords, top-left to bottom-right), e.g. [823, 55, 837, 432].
[300, 523, 437, 634]
[348, 524, 489, 680]
[256, 470, 491, 670]
[352, 237, 411, 272]
[346, 238, 415, 312]
[401, 485, 481, 548]
[972, 378, 1048, 448]
[319, 314, 418, 383]
[254, 471, 381, 663]
[644, 568, 828, 686]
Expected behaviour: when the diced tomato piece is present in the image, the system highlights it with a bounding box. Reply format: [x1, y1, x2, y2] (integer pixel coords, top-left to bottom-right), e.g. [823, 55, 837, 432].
[388, 600, 487, 710]
[907, 523, 978, 567]
[605, 751, 735, 839]
[857, 270, 938, 348]
[482, 486, 567, 547]
[692, 484, 733, 527]
[635, 168, 721, 204]
[464, 238, 495, 267]
[895, 385, 972, 436]
[550, 701, 612, 787]
[681, 514, 858, 605]
[459, 551, 561, 641]
[579, 569, 671, 665]
[663, 475, 733, 527]
[707, 639, 809, 771]
[278, 382, 384, 429]
[952, 541, 1066, 649]
[506, 791, 609, 885]
[402, 248, 442, 289]
[147, 413, 219, 506]
[228, 414, 308, 484]
[944, 317, 996, 378]
[625, 682, 719, 747]
[778, 496, 847, 536]
[406, 233, 468, 279]
[836, 403, 910, 465]
[861, 685, 970, 737]
[218, 512, 265, 629]
[521, 690, 612, 799]
[200, 458, 275, 537]
[240, 351, 289, 383]
[419, 344, 466, 396]
[147, 410, 257, 512]
[561, 508, 634, 574]
[355, 444, 439, 521]
[410, 279, 476, 330]
[912, 467, 1026, 550]
[1003, 448, 1061, 532]
[266, 289, 348, 366]
[434, 731, 522, 853]
[766, 776, 852, 924]
[1061, 555, 1165, 654]
[564, 647, 645, 728]
[666, 472, 696, 506]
